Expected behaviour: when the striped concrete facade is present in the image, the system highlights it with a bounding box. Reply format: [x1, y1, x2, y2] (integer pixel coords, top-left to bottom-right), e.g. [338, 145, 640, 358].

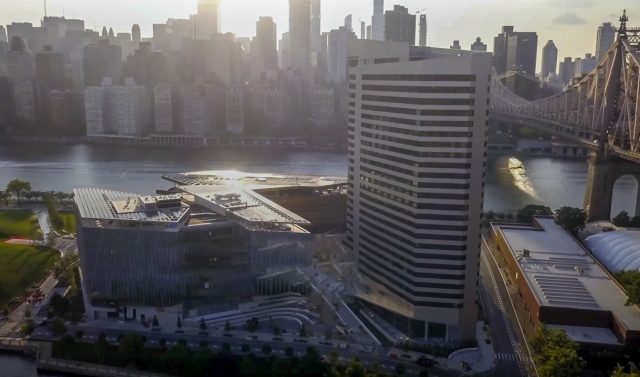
[346, 40, 491, 341]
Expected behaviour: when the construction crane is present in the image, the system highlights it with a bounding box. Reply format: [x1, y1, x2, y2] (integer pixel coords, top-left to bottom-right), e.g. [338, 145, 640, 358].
[415, 8, 427, 15]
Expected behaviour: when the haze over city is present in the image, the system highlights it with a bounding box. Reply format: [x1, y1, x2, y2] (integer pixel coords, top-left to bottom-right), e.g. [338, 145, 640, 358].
[0, 0, 635, 64]
[1, 0, 640, 377]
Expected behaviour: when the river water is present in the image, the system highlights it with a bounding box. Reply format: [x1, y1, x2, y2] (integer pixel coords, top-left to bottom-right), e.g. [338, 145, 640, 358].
[0, 142, 636, 214]
[0, 142, 637, 374]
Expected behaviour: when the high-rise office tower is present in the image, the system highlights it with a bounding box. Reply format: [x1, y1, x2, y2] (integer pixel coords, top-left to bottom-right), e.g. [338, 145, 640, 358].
[101, 27, 108, 39]
[470, 37, 487, 52]
[153, 83, 175, 134]
[327, 26, 357, 83]
[0, 26, 7, 43]
[366, 25, 372, 40]
[196, 0, 220, 40]
[558, 57, 575, 84]
[450, 40, 461, 49]
[575, 53, 597, 78]
[35, 46, 66, 90]
[361, 21, 366, 40]
[494, 26, 537, 75]
[344, 15, 353, 31]
[6, 37, 34, 79]
[506, 32, 537, 75]
[132, 24, 141, 44]
[595, 22, 616, 63]
[125, 42, 168, 90]
[256, 17, 278, 71]
[311, 0, 322, 57]
[83, 39, 123, 86]
[493, 26, 512, 74]
[179, 82, 216, 135]
[418, 14, 427, 46]
[279, 32, 290, 70]
[541, 40, 558, 80]
[85, 78, 150, 136]
[384, 5, 416, 44]
[371, 0, 384, 41]
[347, 40, 491, 342]
[226, 86, 245, 134]
[289, 0, 313, 115]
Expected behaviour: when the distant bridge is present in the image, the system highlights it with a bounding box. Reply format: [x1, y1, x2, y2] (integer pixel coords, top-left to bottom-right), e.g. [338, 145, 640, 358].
[489, 11, 640, 220]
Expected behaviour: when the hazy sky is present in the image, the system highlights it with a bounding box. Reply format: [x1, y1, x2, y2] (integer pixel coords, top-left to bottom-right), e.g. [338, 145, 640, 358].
[0, 0, 635, 66]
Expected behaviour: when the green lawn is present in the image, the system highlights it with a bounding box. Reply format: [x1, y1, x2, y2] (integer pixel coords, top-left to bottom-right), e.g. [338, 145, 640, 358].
[0, 210, 39, 239]
[0, 243, 59, 308]
[0, 209, 59, 308]
[59, 212, 77, 234]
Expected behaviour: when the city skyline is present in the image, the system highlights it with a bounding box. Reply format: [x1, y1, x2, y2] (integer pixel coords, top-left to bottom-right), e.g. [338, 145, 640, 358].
[0, 0, 635, 65]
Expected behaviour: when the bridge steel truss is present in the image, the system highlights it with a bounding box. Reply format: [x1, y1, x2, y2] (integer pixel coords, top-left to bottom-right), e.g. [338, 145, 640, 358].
[491, 20, 640, 163]
[489, 13, 640, 220]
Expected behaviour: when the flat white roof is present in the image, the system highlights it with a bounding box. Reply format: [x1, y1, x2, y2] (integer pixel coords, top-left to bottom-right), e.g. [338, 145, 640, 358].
[547, 324, 620, 345]
[494, 217, 640, 333]
[179, 184, 310, 233]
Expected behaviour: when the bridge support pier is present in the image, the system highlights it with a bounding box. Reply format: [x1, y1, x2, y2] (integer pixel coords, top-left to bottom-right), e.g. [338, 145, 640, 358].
[583, 154, 616, 221]
[584, 153, 640, 221]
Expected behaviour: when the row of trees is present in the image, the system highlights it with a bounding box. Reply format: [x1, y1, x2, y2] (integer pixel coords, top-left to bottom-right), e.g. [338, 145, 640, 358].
[54, 333, 407, 377]
[1, 179, 74, 206]
[612, 211, 640, 228]
[483, 204, 587, 236]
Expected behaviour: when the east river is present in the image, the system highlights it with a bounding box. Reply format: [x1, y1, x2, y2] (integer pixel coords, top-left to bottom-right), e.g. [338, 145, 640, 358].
[0, 142, 636, 214]
[0, 141, 638, 375]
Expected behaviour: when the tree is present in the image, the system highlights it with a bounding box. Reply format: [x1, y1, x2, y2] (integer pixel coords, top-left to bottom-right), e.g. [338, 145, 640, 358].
[614, 270, 640, 305]
[95, 333, 108, 364]
[345, 358, 366, 377]
[241, 344, 250, 353]
[224, 320, 232, 332]
[529, 326, 584, 377]
[418, 370, 430, 377]
[50, 318, 66, 337]
[119, 335, 146, 365]
[75, 330, 84, 340]
[221, 342, 231, 354]
[299, 323, 307, 337]
[163, 343, 191, 376]
[612, 364, 640, 377]
[285, 346, 294, 357]
[0, 191, 8, 206]
[631, 216, 640, 228]
[246, 317, 259, 332]
[554, 207, 587, 236]
[261, 344, 272, 355]
[20, 320, 34, 336]
[517, 204, 553, 223]
[328, 350, 339, 365]
[176, 316, 182, 330]
[59, 334, 76, 358]
[6, 179, 31, 205]
[395, 363, 406, 376]
[152, 315, 159, 328]
[613, 211, 632, 227]
[199, 317, 207, 332]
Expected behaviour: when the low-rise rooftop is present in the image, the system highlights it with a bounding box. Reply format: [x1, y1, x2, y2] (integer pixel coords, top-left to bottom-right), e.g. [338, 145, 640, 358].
[74, 188, 190, 224]
[493, 217, 640, 338]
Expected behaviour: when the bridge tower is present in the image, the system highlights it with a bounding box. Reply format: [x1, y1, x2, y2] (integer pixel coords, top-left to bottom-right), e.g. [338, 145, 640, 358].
[584, 10, 640, 221]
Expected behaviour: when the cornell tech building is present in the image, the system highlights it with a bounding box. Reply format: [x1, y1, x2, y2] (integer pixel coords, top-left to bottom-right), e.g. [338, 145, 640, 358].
[74, 172, 346, 319]
[346, 40, 491, 342]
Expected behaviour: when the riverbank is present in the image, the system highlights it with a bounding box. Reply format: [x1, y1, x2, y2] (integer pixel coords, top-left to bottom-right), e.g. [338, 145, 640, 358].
[0, 135, 347, 152]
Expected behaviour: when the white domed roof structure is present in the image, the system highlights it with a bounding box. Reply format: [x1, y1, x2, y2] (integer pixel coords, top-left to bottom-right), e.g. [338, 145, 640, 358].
[585, 231, 640, 273]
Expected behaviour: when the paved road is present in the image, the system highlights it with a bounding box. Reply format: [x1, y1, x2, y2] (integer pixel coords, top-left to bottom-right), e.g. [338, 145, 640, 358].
[480, 238, 535, 377]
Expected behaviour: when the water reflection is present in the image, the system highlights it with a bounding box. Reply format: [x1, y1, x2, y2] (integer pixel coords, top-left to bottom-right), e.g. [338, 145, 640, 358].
[507, 157, 538, 200]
